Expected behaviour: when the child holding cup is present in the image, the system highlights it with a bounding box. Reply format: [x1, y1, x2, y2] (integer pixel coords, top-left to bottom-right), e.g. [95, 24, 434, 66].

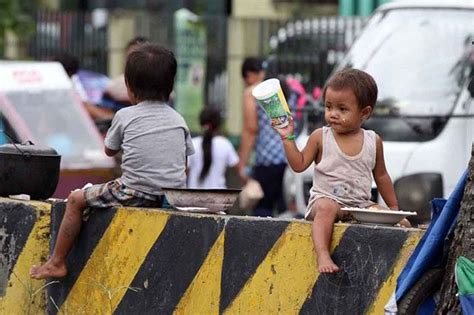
[267, 69, 410, 273]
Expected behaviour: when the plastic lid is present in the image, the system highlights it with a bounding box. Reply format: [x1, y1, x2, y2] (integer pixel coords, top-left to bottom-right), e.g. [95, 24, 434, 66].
[0, 143, 59, 156]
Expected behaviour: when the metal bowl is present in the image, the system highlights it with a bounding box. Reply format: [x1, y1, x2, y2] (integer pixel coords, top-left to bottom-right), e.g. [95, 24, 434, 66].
[161, 187, 241, 212]
[341, 208, 417, 226]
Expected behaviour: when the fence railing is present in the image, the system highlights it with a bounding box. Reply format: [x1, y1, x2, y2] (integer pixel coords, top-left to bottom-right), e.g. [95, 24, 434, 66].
[264, 16, 367, 89]
[26, 10, 367, 106]
[28, 9, 108, 74]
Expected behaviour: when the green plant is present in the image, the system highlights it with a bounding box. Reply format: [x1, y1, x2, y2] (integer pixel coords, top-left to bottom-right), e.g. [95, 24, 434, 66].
[13, 271, 59, 315]
[0, 0, 35, 56]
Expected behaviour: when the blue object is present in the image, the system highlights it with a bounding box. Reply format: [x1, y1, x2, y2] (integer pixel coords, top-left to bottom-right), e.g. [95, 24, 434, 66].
[98, 95, 131, 112]
[456, 256, 474, 315]
[77, 70, 110, 104]
[0, 122, 7, 144]
[395, 170, 468, 305]
[460, 294, 474, 315]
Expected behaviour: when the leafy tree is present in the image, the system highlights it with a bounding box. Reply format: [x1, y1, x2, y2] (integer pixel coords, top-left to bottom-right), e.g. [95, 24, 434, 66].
[0, 0, 35, 56]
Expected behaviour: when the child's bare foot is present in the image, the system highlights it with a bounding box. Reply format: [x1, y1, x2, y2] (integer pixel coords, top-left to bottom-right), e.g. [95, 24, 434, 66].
[317, 255, 340, 273]
[30, 260, 67, 280]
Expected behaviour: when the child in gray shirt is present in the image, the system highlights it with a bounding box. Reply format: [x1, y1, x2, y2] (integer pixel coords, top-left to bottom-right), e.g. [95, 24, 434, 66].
[31, 43, 194, 280]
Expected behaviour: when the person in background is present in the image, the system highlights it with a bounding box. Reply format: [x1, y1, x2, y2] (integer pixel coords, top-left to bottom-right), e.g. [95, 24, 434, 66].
[187, 106, 239, 189]
[237, 57, 288, 217]
[100, 36, 149, 112]
[273, 68, 410, 273]
[53, 52, 116, 121]
[30, 43, 194, 279]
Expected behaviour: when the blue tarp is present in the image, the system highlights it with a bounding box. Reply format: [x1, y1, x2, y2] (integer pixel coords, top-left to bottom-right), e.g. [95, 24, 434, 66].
[395, 170, 467, 300]
[388, 170, 468, 314]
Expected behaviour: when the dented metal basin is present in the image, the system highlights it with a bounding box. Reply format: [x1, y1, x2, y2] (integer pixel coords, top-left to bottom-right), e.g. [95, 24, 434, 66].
[161, 188, 241, 212]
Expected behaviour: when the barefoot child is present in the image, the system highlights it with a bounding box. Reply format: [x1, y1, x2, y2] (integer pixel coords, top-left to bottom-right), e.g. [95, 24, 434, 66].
[30, 43, 195, 279]
[272, 68, 410, 274]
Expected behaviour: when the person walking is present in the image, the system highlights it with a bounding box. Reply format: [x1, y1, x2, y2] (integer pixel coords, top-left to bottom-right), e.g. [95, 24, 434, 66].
[237, 57, 287, 217]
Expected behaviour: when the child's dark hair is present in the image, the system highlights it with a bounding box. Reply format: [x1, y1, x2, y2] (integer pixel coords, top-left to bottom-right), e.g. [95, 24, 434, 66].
[199, 106, 222, 182]
[125, 43, 177, 102]
[322, 68, 378, 109]
[54, 52, 79, 77]
[126, 36, 149, 51]
[241, 57, 263, 79]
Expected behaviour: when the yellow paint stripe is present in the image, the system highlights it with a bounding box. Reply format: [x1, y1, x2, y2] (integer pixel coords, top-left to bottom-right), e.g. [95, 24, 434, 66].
[367, 230, 424, 314]
[61, 208, 169, 314]
[224, 222, 348, 314]
[0, 201, 51, 315]
[174, 230, 225, 315]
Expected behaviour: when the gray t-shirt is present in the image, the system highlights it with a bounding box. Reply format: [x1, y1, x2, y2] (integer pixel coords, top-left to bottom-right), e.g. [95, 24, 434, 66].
[105, 101, 195, 194]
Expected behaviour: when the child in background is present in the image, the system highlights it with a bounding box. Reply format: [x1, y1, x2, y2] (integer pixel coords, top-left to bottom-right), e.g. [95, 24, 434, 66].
[273, 68, 410, 273]
[101, 36, 150, 112]
[30, 43, 195, 279]
[187, 106, 239, 189]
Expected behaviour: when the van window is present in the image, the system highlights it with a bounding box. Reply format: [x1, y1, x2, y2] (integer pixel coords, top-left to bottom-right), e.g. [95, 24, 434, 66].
[340, 9, 474, 141]
[3, 89, 105, 167]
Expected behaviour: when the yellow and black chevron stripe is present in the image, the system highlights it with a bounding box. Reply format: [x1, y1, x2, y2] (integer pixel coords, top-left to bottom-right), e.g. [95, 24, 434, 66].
[0, 198, 51, 315]
[41, 203, 423, 315]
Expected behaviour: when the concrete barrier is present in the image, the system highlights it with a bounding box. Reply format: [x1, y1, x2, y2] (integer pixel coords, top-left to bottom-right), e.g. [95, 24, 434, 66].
[44, 202, 423, 314]
[0, 198, 51, 315]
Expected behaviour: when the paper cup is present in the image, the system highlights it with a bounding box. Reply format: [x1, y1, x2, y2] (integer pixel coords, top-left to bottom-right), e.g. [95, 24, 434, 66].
[252, 78, 291, 128]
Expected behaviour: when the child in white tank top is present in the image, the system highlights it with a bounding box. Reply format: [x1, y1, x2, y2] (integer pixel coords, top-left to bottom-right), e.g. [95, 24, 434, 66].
[273, 69, 410, 274]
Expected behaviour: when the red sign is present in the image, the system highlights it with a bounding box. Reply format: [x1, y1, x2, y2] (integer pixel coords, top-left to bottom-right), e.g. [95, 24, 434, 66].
[11, 70, 43, 84]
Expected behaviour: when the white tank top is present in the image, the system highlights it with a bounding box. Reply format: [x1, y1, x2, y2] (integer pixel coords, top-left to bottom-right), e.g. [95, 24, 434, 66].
[306, 126, 376, 216]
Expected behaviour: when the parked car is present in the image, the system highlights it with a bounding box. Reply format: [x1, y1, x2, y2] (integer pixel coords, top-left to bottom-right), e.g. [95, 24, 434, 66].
[0, 61, 116, 199]
[284, 0, 474, 224]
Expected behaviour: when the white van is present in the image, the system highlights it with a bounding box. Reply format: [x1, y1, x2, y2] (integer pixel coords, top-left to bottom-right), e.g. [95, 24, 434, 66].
[285, 0, 474, 224]
[0, 61, 115, 198]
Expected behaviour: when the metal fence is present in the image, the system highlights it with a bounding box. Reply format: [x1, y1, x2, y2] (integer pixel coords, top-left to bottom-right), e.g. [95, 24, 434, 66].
[28, 9, 108, 74]
[27, 10, 367, 102]
[264, 16, 367, 90]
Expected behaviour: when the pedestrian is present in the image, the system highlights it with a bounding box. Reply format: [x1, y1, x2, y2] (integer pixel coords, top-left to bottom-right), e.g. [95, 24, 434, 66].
[273, 68, 410, 273]
[187, 106, 239, 189]
[237, 57, 289, 217]
[53, 52, 114, 121]
[30, 43, 195, 279]
[100, 36, 150, 112]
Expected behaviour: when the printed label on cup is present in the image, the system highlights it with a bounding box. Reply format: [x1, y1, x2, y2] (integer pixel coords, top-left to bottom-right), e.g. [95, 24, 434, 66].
[252, 78, 291, 128]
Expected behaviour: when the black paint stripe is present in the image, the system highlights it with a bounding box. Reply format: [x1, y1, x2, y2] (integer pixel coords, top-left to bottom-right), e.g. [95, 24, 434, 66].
[47, 202, 116, 314]
[220, 218, 290, 312]
[115, 214, 225, 314]
[300, 225, 409, 315]
[0, 202, 37, 296]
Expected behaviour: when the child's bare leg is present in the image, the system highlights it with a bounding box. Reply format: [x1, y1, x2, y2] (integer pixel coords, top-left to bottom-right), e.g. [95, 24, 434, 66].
[30, 190, 87, 279]
[310, 198, 341, 273]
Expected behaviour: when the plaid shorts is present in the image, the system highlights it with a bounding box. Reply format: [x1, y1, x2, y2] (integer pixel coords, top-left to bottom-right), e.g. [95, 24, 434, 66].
[84, 178, 168, 208]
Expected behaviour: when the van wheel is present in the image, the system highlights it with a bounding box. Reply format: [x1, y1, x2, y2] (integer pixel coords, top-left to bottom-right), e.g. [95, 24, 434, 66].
[398, 268, 445, 315]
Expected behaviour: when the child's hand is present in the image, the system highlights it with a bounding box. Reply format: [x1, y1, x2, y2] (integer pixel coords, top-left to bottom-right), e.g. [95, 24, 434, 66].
[237, 163, 249, 185]
[398, 218, 412, 228]
[272, 116, 295, 140]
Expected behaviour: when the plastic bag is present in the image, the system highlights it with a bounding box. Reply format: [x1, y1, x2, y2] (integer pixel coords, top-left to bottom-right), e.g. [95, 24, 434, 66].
[239, 178, 264, 213]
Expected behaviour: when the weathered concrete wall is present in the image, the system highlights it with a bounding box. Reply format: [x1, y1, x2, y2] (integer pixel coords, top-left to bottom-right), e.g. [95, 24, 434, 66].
[0, 198, 51, 315]
[43, 202, 423, 315]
